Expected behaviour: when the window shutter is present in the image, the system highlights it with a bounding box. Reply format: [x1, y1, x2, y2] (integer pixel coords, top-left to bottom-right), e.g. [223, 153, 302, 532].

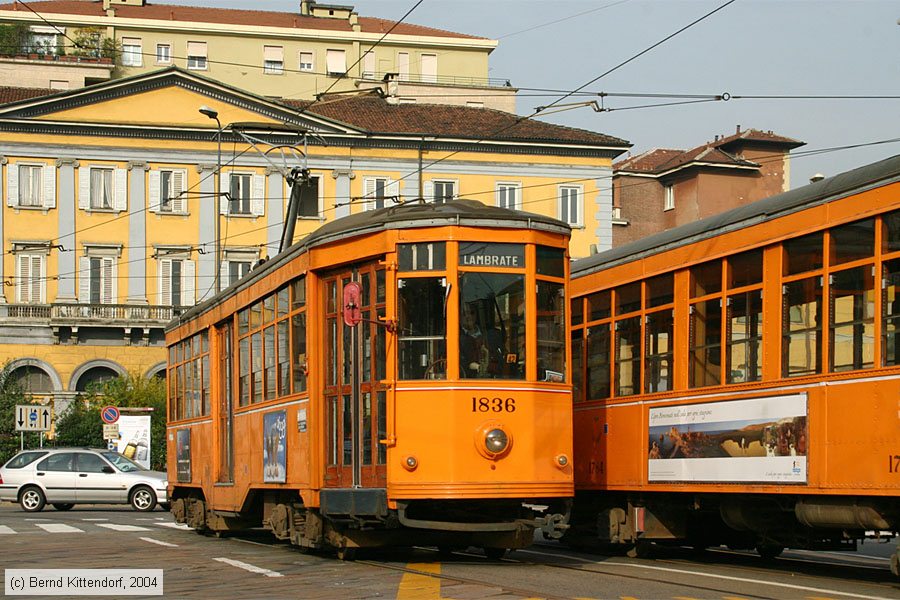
[220, 260, 230, 289]
[78, 169, 90, 210]
[182, 259, 196, 306]
[187, 41, 206, 57]
[101, 257, 115, 304]
[326, 49, 346, 74]
[16, 254, 28, 303]
[148, 170, 160, 213]
[388, 179, 400, 203]
[173, 170, 185, 212]
[423, 180, 433, 202]
[159, 258, 172, 305]
[114, 168, 127, 212]
[220, 173, 230, 215]
[251, 174, 265, 216]
[78, 256, 90, 302]
[421, 53, 437, 83]
[363, 178, 376, 210]
[7, 164, 18, 207]
[263, 45, 283, 62]
[31, 255, 43, 303]
[42, 165, 56, 209]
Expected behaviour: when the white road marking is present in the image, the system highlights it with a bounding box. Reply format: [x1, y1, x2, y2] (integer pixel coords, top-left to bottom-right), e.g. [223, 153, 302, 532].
[24, 518, 50, 521]
[81, 518, 109, 521]
[518, 549, 894, 600]
[95, 523, 152, 532]
[35, 523, 83, 533]
[213, 557, 283, 578]
[155, 522, 192, 530]
[0, 525, 16, 534]
[139, 537, 179, 548]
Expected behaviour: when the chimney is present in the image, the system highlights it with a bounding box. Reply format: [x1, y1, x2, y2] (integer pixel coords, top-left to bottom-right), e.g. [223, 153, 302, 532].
[300, 0, 313, 16]
[383, 73, 400, 104]
[810, 173, 825, 183]
[736, 124, 741, 134]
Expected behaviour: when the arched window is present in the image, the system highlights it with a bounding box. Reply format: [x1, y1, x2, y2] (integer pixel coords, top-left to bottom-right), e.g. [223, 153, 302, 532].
[75, 367, 118, 392]
[10, 366, 53, 394]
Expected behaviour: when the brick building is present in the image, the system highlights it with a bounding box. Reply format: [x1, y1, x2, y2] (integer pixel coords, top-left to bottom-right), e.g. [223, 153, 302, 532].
[612, 127, 804, 248]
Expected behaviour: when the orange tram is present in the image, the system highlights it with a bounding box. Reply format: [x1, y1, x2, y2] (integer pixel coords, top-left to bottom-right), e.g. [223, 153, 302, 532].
[567, 154, 900, 572]
[165, 200, 574, 559]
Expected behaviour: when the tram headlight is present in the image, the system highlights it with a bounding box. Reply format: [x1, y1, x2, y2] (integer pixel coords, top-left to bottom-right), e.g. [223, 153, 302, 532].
[484, 429, 509, 455]
[403, 455, 418, 471]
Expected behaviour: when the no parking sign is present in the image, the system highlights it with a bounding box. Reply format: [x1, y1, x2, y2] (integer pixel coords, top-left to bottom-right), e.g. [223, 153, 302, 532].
[101, 406, 120, 424]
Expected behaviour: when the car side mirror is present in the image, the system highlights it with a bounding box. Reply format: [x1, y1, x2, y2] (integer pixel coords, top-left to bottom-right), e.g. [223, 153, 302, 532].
[101, 466, 115, 474]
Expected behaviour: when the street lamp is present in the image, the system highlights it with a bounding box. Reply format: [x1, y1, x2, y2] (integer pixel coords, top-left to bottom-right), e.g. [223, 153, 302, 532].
[199, 105, 222, 294]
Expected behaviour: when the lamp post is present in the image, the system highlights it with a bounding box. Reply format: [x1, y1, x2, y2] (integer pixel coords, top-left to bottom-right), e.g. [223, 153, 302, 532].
[199, 105, 222, 294]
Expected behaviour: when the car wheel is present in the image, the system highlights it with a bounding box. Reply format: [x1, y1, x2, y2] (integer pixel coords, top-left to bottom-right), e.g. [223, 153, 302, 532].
[52, 503, 75, 511]
[20, 486, 46, 512]
[130, 486, 157, 512]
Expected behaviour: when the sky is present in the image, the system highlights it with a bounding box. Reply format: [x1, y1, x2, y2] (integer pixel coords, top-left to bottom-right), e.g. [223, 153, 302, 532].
[160, 0, 898, 188]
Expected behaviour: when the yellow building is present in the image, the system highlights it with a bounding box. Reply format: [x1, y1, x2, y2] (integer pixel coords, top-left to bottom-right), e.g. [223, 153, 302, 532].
[0, 66, 628, 416]
[0, 0, 515, 110]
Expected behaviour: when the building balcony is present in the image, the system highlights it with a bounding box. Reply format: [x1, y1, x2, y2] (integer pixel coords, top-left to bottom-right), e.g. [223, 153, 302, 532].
[0, 302, 185, 345]
[0, 54, 114, 90]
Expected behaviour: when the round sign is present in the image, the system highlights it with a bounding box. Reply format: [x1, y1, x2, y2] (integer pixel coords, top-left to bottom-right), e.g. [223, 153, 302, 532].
[101, 406, 120, 424]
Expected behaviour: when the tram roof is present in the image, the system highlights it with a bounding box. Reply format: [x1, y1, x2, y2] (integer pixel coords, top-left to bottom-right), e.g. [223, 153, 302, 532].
[572, 154, 900, 278]
[171, 200, 570, 330]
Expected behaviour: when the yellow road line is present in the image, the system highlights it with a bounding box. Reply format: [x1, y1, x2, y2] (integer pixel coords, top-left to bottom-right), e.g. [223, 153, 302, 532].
[397, 562, 442, 600]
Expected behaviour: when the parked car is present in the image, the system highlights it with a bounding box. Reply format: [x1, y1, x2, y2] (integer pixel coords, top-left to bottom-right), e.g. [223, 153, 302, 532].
[0, 448, 168, 512]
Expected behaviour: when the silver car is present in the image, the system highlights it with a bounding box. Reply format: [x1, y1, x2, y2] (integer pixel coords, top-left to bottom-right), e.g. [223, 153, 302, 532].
[0, 448, 168, 512]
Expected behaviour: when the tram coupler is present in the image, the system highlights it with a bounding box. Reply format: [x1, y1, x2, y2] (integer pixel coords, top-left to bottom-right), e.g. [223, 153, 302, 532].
[537, 512, 570, 540]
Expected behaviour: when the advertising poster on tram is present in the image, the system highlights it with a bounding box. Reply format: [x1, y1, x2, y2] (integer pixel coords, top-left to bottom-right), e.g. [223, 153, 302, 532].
[647, 394, 808, 483]
[116, 415, 152, 469]
[263, 410, 287, 483]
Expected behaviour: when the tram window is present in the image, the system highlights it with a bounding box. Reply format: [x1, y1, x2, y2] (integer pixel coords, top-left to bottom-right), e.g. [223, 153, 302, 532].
[615, 282, 641, 315]
[537, 281, 566, 382]
[327, 317, 337, 386]
[588, 290, 610, 321]
[292, 313, 307, 393]
[238, 309, 249, 335]
[376, 308, 387, 381]
[691, 260, 722, 298]
[729, 249, 763, 288]
[831, 218, 874, 266]
[362, 307, 372, 383]
[571, 329, 584, 402]
[830, 266, 875, 372]
[342, 394, 353, 466]
[239, 337, 250, 406]
[571, 298, 583, 325]
[291, 277, 306, 310]
[614, 317, 640, 396]
[200, 330, 209, 354]
[645, 310, 673, 393]
[250, 302, 262, 329]
[397, 277, 447, 380]
[201, 355, 210, 416]
[884, 211, 900, 253]
[263, 295, 275, 324]
[784, 232, 823, 275]
[327, 281, 337, 313]
[376, 391, 387, 464]
[690, 299, 722, 388]
[326, 396, 338, 465]
[459, 273, 525, 380]
[587, 324, 610, 400]
[727, 290, 763, 383]
[646, 273, 674, 308]
[264, 326, 276, 401]
[251, 331, 263, 403]
[536, 246, 565, 278]
[398, 243, 446, 271]
[783, 277, 822, 377]
[276, 286, 289, 318]
[883, 259, 900, 366]
[362, 392, 372, 466]
[376, 270, 386, 304]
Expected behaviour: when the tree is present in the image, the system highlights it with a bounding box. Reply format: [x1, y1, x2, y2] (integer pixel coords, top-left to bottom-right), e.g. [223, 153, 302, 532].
[56, 374, 167, 471]
[0, 364, 43, 466]
[0, 24, 28, 57]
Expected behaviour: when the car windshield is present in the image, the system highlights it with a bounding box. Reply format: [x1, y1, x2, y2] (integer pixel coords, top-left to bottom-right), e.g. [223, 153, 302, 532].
[100, 451, 144, 473]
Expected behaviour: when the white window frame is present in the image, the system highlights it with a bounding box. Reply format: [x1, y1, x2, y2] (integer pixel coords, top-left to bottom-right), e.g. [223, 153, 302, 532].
[78, 246, 121, 305]
[89, 167, 115, 210]
[15, 252, 46, 304]
[17, 164, 43, 208]
[558, 184, 583, 227]
[325, 49, 346, 76]
[495, 182, 521, 210]
[420, 53, 437, 83]
[361, 50, 375, 79]
[149, 168, 187, 214]
[187, 41, 207, 70]
[664, 184, 675, 211]
[221, 248, 259, 288]
[79, 166, 126, 213]
[296, 174, 322, 220]
[155, 43, 172, 65]
[397, 51, 410, 81]
[430, 179, 456, 204]
[157, 251, 195, 307]
[121, 37, 142, 67]
[298, 50, 314, 72]
[263, 45, 284, 75]
[362, 176, 399, 211]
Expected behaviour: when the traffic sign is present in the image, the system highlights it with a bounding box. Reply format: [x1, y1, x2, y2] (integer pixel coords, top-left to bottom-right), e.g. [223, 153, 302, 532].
[101, 406, 120, 424]
[103, 423, 120, 441]
[15, 405, 50, 432]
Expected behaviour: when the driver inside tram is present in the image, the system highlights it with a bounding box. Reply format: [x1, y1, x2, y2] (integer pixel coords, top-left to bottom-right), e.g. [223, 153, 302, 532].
[460, 304, 503, 378]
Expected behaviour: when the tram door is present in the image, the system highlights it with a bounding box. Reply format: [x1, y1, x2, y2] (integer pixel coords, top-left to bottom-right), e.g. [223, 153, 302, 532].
[323, 263, 388, 489]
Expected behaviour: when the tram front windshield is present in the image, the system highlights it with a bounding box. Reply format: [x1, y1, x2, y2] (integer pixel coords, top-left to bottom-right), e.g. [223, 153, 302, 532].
[459, 273, 525, 379]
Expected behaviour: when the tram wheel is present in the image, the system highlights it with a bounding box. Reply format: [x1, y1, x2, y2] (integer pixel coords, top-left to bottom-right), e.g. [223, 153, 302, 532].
[755, 543, 784, 560]
[483, 547, 506, 560]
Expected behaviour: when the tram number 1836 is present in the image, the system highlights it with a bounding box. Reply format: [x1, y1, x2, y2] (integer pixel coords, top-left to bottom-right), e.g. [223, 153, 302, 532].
[472, 397, 516, 413]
